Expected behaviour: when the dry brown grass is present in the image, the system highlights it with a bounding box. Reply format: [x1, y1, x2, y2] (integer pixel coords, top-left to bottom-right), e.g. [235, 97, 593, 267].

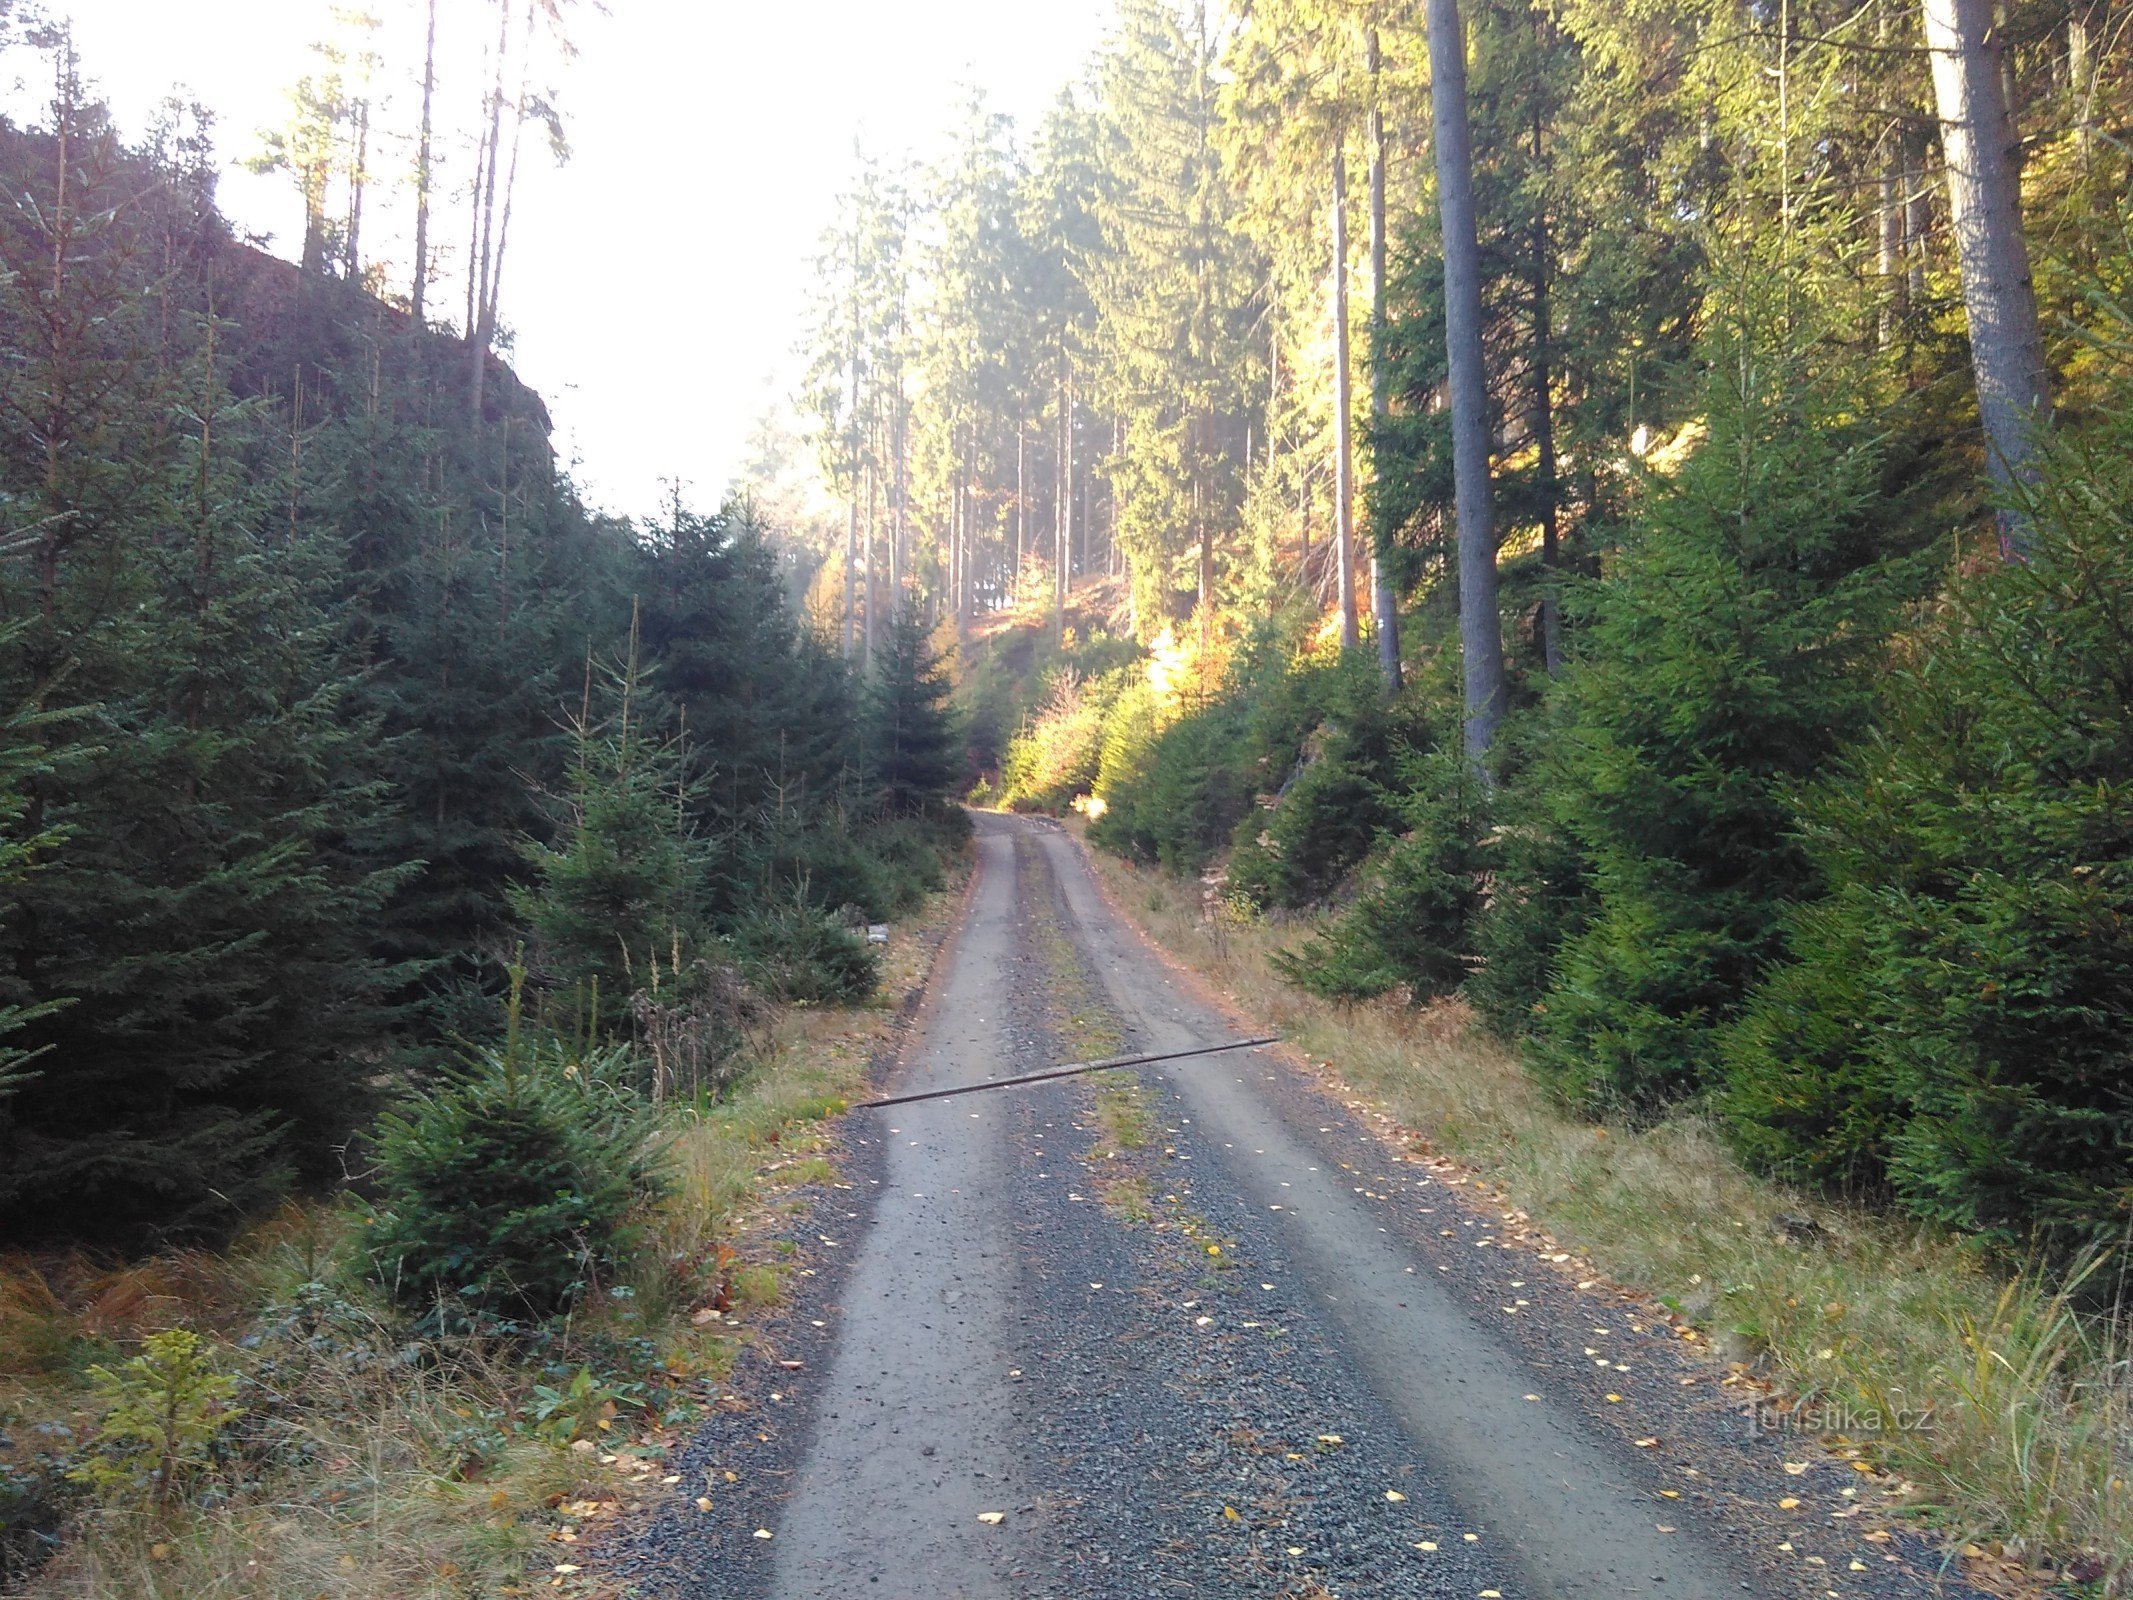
[1088, 844, 2133, 1591]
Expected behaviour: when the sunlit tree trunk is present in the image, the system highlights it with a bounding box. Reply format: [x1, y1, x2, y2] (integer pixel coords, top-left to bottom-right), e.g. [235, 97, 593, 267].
[1055, 364, 1072, 644]
[1367, 32, 1402, 693]
[1428, 0, 1506, 763]
[1530, 101, 1561, 679]
[1331, 142, 1360, 653]
[1920, 0, 2049, 547]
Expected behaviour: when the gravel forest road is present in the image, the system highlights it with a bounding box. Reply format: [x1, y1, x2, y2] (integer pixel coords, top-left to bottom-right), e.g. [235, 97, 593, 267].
[627, 812, 1986, 1600]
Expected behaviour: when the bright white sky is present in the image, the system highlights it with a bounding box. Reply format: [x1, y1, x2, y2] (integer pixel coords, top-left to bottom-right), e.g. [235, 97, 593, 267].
[42, 0, 1113, 521]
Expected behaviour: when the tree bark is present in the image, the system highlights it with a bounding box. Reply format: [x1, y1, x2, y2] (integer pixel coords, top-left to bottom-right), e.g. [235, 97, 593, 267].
[410, 0, 437, 326]
[467, 0, 512, 424]
[1531, 104, 1562, 679]
[1331, 141, 1360, 652]
[1920, 0, 2049, 548]
[1368, 30, 1402, 692]
[1055, 365, 1072, 644]
[1875, 8, 1907, 346]
[1428, 0, 1507, 763]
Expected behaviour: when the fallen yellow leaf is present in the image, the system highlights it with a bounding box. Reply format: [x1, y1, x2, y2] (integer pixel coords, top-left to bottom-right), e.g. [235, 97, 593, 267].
[1634, 1437, 1658, 1448]
[1605, 1393, 1622, 1403]
[1222, 1505, 1242, 1521]
[1414, 1541, 1439, 1551]
[978, 1511, 1006, 1525]
[1385, 1490, 1406, 1502]
[1779, 1497, 1801, 1510]
[697, 1497, 713, 1512]
[752, 1529, 773, 1540]
[1784, 1462, 1809, 1475]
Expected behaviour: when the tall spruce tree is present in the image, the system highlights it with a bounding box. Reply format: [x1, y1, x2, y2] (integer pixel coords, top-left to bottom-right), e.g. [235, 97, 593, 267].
[864, 610, 961, 816]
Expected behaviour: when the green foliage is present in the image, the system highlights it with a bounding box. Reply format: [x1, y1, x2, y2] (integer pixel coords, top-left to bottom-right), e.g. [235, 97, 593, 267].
[1723, 397, 2133, 1253]
[367, 985, 665, 1325]
[69, 1330, 242, 1506]
[727, 894, 880, 1006]
[1089, 687, 1252, 873]
[514, 624, 704, 1028]
[1511, 303, 1908, 1115]
[1000, 668, 1122, 811]
[1277, 749, 1491, 1003]
[865, 610, 963, 816]
[522, 1366, 631, 1445]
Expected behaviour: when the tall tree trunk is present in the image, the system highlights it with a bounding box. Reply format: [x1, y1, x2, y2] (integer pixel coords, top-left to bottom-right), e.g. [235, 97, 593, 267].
[1368, 30, 1402, 692]
[1903, 123, 1930, 312]
[1428, 0, 1507, 763]
[347, 97, 370, 280]
[1196, 456, 1213, 626]
[892, 389, 907, 606]
[1876, 9, 1908, 346]
[467, 0, 512, 424]
[1331, 142, 1360, 652]
[411, 0, 437, 326]
[1014, 418, 1026, 584]
[1920, 0, 2050, 547]
[864, 451, 879, 666]
[1055, 365, 1072, 644]
[1530, 102, 1562, 678]
[841, 228, 861, 658]
[2069, 7, 2097, 170]
[1267, 332, 1280, 475]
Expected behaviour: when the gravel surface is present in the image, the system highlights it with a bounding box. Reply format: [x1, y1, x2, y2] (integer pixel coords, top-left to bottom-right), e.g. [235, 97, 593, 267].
[612, 813, 1994, 1600]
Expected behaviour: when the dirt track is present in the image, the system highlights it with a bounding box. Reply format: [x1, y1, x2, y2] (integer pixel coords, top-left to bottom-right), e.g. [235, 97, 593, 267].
[625, 813, 1987, 1600]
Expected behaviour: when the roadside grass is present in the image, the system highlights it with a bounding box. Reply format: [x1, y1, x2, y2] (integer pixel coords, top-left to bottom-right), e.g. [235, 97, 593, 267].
[0, 877, 963, 1600]
[1085, 842, 2132, 1592]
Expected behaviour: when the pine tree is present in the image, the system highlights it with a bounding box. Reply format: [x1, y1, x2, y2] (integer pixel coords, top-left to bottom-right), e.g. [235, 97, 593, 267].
[0, 229, 405, 1240]
[514, 609, 704, 1029]
[864, 610, 961, 816]
[635, 499, 855, 837]
[1724, 371, 2133, 1251]
[1086, 0, 1262, 636]
[1516, 271, 1909, 1114]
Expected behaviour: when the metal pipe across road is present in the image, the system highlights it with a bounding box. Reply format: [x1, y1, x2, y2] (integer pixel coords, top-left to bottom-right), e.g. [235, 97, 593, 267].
[852, 1035, 1281, 1111]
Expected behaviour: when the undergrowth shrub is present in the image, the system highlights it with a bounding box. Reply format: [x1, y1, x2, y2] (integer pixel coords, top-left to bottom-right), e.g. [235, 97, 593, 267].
[68, 1330, 241, 1507]
[1277, 749, 1490, 1001]
[1089, 690, 1253, 873]
[727, 895, 878, 1005]
[1723, 394, 2133, 1254]
[629, 958, 771, 1103]
[1510, 301, 1909, 1117]
[999, 668, 1120, 811]
[367, 1002, 664, 1326]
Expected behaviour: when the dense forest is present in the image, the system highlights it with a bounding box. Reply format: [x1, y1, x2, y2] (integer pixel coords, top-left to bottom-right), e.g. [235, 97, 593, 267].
[0, 24, 966, 1252]
[0, 0, 2127, 1591]
[791, 0, 2133, 1261]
